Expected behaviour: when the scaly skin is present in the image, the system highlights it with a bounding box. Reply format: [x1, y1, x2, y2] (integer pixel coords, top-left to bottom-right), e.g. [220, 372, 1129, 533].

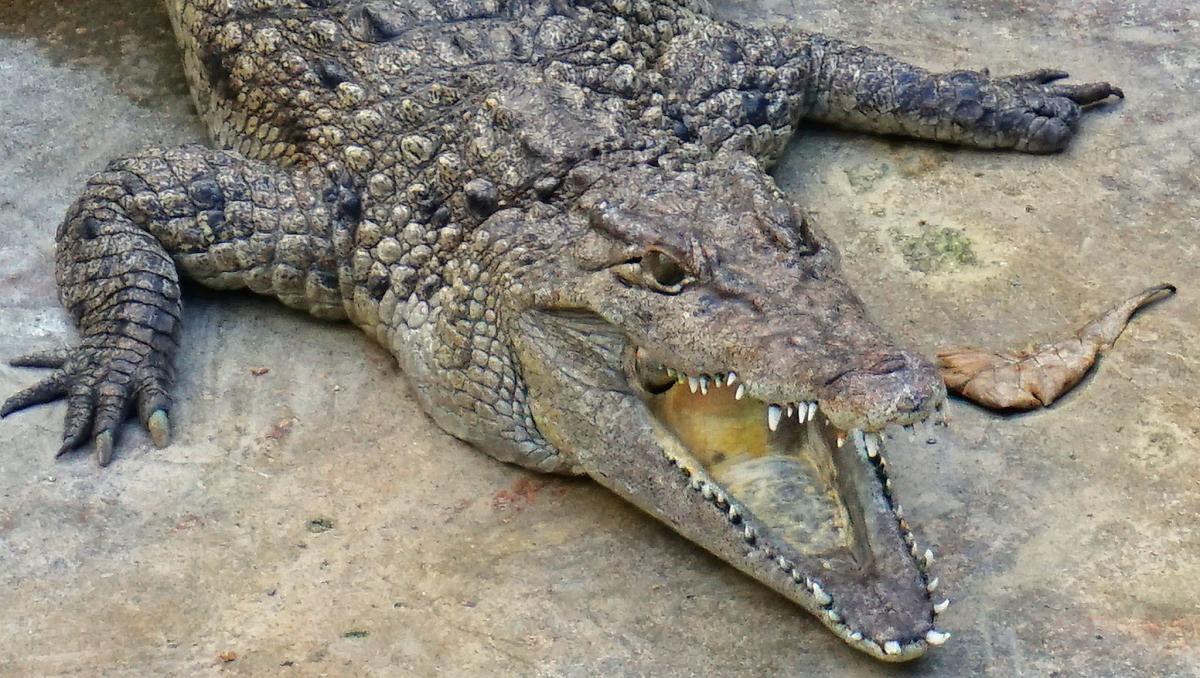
[2, 0, 1123, 661]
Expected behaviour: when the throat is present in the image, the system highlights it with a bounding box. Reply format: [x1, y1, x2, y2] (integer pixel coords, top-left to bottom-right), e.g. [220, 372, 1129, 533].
[647, 383, 854, 556]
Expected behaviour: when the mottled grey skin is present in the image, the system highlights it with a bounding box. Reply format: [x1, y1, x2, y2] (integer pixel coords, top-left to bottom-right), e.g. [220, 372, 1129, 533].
[0, 0, 1121, 662]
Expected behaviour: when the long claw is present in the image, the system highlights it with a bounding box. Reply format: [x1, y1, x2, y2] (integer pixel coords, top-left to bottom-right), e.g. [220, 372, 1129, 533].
[94, 430, 114, 467]
[1055, 81, 1124, 105]
[147, 409, 170, 449]
[57, 427, 87, 458]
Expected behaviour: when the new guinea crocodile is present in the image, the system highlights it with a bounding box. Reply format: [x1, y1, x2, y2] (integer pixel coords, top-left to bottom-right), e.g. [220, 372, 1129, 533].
[1, 0, 1135, 662]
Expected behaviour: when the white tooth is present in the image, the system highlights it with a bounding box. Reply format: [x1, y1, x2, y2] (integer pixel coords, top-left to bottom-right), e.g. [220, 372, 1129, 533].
[865, 434, 880, 458]
[688, 376, 699, 393]
[911, 543, 920, 557]
[925, 630, 950, 646]
[826, 609, 841, 623]
[927, 577, 939, 593]
[883, 641, 901, 656]
[807, 402, 817, 422]
[768, 405, 782, 432]
[785, 403, 794, 418]
[700, 375, 709, 395]
[894, 504, 904, 519]
[933, 599, 950, 614]
[811, 582, 832, 606]
[836, 433, 845, 448]
[735, 384, 746, 400]
[727, 506, 739, 521]
[726, 372, 737, 386]
[923, 549, 935, 566]
[849, 631, 863, 642]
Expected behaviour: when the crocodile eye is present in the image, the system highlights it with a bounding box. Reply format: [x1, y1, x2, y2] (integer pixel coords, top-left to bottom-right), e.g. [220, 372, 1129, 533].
[642, 250, 686, 288]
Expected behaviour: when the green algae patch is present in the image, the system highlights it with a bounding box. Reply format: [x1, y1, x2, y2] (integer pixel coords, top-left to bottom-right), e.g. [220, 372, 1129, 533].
[891, 224, 979, 273]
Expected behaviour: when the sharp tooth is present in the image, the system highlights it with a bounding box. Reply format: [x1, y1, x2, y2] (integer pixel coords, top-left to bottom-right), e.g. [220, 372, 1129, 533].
[849, 631, 863, 642]
[807, 402, 817, 422]
[735, 384, 746, 400]
[910, 543, 920, 557]
[927, 577, 939, 593]
[676, 372, 686, 384]
[836, 433, 845, 448]
[727, 506, 739, 521]
[825, 609, 841, 623]
[925, 629, 950, 646]
[726, 372, 737, 386]
[933, 599, 950, 614]
[665, 367, 675, 377]
[811, 582, 832, 606]
[865, 433, 880, 458]
[700, 375, 709, 395]
[768, 405, 782, 431]
[883, 641, 901, 656]
[923, 548, 935, 567]
[688, 376, 699, 393]
[785, 403, 794, 417]
[895, 504, 904, 519]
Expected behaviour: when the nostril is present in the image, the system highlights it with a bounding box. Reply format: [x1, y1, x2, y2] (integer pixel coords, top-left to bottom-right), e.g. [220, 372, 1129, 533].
[866, 355, 908, 375]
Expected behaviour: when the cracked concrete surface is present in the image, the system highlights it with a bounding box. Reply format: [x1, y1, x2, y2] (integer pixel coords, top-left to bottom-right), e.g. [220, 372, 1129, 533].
[1, 1, 1197, 675]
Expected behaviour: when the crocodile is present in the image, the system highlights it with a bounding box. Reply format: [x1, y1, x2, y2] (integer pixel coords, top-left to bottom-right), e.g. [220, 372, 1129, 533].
[0, 0, 1127, 662]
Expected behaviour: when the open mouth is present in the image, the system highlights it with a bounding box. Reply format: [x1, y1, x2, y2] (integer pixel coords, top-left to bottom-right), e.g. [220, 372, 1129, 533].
[629, 347, 950, 660]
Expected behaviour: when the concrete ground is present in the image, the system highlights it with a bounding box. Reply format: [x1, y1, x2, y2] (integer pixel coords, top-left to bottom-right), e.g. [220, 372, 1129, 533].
[1, 0, 1197, 675]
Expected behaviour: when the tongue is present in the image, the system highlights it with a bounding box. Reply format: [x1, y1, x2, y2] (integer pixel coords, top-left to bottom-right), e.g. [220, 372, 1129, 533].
[715, 456, 850, 554]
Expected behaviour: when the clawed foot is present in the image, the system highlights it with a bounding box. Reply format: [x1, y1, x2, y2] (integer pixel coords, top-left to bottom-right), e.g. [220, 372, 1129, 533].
[994, 68, 1123, 153]
[1, 342, 173, 466]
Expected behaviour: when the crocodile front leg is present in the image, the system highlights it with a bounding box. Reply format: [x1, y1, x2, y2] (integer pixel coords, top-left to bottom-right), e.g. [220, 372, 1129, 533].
[658, 21, 1123, 158]
[1, 146, 360, 464]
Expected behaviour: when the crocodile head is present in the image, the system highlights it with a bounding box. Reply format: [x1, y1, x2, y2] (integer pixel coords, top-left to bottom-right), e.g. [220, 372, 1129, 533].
[503, 153, 948, 661]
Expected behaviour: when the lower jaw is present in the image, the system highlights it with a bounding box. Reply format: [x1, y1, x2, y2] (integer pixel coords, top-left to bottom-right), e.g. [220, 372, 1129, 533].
[638, 380, 945, 658]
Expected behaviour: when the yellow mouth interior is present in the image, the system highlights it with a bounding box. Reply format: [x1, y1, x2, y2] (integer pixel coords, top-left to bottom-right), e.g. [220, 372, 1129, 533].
[647, 383, 853, 555]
